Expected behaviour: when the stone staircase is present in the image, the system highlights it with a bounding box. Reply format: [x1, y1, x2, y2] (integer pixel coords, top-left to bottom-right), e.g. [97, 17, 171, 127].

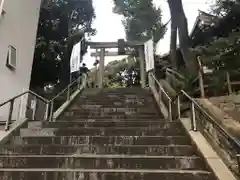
[0, 88, 218, 180]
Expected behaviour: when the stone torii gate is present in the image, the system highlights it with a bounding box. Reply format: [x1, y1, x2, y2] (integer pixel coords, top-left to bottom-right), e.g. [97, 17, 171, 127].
[88, 40, 146, 89]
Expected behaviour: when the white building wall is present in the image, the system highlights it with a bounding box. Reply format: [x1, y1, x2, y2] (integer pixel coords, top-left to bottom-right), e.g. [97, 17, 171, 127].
[0, 0, 42, 121]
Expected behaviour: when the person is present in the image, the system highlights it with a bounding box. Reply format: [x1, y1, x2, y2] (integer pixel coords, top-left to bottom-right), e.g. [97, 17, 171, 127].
[79, 63, 89, 76]
[79, 63, 90, 87]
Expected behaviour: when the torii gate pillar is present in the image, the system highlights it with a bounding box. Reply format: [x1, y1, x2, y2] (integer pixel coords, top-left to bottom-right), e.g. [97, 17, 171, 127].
[88, 41, 146, 89]
[98, 48, 105, 88]
[138, 47, 146, 88]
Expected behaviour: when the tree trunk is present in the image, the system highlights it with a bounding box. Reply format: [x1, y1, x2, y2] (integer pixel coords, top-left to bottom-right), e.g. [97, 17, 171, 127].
[177, 6, 197, 74]
[170, 20, 178, 69]
[59, 31, 84, 90]
[167, 0, 197, 75]
[168, 0, 178, 69]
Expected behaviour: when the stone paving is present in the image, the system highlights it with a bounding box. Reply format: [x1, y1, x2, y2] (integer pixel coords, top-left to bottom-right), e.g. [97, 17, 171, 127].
[0, 88, 218, 180]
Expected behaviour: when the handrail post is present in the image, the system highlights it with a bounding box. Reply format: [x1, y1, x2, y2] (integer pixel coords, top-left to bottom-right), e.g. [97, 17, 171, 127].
[149, 73, 154, 88]
[190, 102, 197, 131]
[67, 85, 70, 101]
[84, 75, 87, 88]
[158, 88, 162, 102]
[44, 103, 49, 121]
[226, 71, 232, 95]
[168, 100, 172, 121]
[49, 100, 54, 122]
[5, 99, 14, 131]
[237, 154, 240, 173]
[177, 96, 181, 119]
[32, 96, 37, 121]
[78, 76, 81, 89]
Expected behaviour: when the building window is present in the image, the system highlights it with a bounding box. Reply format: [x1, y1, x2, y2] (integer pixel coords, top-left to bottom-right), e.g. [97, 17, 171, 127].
[6, 45, 17, 70]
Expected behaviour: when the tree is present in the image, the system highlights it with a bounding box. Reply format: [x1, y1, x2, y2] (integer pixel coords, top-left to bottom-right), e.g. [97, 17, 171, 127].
[188, 0, 240, 95]
[30, 0, 95, 91]
[114, 0, 197, 75]
[113, 0, 166, 44]
[88, 56, 140, 88]
[192, 28, 240, 94]
[167, 0, 197, 74]
[211, 0, 240, 16]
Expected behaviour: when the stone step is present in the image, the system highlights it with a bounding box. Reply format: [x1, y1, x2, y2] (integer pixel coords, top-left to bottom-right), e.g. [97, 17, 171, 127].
[101, 88, 150, 92]
[65, 111, 159, 117]
[76, 97, 154, 102]
[80, 92, 150, 95]
[100, 92, 152, 96]
[73, 97, 154, 103]
[70, 104, 156, 109]
[63, 112, 159, 117]
[0, 145, 195, 156]
[72, 102, 155, 106]
[28, 126, 186, 136]
[0, 155, 207, 170]
[62, 114, 162, 119]
[80, 91, 152, 95]
[59, 116, 163, 121]
[0, 170, 214, 180]
[75, 97, 154, 101]
[42, 121, 182, 129]
[66, 108, 158, 114]
[79, 95, 153, 99]
[100, 89, 150, 92]
[17, 136, 190, 145]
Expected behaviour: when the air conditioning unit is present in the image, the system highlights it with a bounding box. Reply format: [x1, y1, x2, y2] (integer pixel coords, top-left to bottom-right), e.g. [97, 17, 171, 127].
[6, 45, 17, 69]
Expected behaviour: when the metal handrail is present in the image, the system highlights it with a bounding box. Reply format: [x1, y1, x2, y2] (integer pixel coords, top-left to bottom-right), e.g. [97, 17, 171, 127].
[150, 73, 171, 101]
[48, 74, 87, 121]
[149, 72, 172, 121]
[51, 75, 85, 102]
[0, 90, 48, 107]
[0, 74, 87, 131]
[150, 71, 240, 151]
[161, 69, 240, 151]
[177, 89, 240, 173]
[0, 90, 49, 131]
[180, 90, 240, 148]
[150, 69, 240, 172]
[166, 68, 185, 80]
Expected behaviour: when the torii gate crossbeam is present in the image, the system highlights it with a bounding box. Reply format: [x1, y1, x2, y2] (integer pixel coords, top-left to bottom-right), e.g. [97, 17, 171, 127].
[88, 41, 146, 89]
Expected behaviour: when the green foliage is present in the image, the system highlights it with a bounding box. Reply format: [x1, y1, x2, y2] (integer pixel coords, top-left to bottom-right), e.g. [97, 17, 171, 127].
[88, 56, 140, 88]
[193, 29, 240, 72]
[211, 0, 240, 16]
[113, 0, 166, 44]
[191, 28, 240, 95]
[31, 0, 95, 90]
[108, 82, 123, 88]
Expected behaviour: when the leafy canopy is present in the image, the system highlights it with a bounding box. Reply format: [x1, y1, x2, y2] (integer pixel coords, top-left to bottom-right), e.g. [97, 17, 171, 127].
[211, 0, 240, 16]
[31, 0, 95, 90]
[113, 0, 166, 44]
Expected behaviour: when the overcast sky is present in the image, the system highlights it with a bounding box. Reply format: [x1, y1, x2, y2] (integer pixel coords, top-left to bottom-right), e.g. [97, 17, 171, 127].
[83, 0, 211, 68]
